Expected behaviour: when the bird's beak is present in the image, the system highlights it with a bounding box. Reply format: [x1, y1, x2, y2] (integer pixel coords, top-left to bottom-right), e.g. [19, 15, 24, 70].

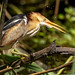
[40, 20, 66, 33]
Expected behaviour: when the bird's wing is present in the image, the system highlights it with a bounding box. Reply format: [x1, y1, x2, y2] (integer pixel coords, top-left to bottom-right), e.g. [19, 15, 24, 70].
[1, 19, 27, 46]
[3, 14, 26, 30]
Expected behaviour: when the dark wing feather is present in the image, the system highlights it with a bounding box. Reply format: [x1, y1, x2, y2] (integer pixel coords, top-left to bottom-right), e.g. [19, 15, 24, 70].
[3, 14, 26, 30]
[1, 20, 26, 46]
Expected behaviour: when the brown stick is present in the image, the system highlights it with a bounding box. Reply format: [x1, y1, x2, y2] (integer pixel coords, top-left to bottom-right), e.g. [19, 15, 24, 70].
[0, 4, 12, 19]
[54, 0, 60, 22]
[56, 47, 75, 54]
[0, 0, 8, 43]
[0, 41, 75, 74]
[0, 0, 8, 64]
[5, 9, 12, 19]
[21, 41, 74, 64]
[42, 0, 49, 14]
[0, 66, 20, 74]
[29, 60, 73, 75]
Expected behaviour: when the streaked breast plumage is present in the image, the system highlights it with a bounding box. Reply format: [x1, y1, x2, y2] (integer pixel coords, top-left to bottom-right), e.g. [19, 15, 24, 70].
[0, 12, 65, 49]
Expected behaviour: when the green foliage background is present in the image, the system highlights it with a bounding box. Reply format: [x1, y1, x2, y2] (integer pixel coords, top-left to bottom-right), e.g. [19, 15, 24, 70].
[0, 0, 75, 75]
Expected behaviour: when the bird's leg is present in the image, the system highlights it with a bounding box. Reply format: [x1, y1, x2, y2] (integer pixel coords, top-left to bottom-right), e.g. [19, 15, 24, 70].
[11, 48, 28, 57]
[12, 41, 19, 48]
[11, 41, 28, 57]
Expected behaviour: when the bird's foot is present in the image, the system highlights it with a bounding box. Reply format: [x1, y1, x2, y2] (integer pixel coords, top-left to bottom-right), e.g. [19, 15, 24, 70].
[6, 65, 9, 68]
[11, 48, 28, 57]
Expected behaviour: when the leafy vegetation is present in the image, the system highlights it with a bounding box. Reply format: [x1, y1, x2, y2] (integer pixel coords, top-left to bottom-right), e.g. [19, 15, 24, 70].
[0, 0, 75, 75]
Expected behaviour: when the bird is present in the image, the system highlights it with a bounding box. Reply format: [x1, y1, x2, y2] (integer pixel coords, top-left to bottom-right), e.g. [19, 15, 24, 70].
[0, 12, 66, 56]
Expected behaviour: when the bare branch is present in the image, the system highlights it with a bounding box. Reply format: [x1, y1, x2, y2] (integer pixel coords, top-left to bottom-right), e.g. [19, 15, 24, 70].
[0, 41, 75, 74]
[0, 0, 8, 43]
[29, 60, 73, 75]
[0, 66, 20, 74]
[54, 0, 60, 22]
[21, 41, 74, 64]
[0, 4, 12, 19]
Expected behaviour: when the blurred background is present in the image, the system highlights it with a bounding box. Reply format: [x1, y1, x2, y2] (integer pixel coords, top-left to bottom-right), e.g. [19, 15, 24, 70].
[0, 0, 75, 48]
[0, 0, 75, 74]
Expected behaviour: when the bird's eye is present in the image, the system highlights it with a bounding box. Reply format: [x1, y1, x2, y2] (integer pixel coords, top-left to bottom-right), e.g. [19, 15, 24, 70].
[43, 18, 46, 21]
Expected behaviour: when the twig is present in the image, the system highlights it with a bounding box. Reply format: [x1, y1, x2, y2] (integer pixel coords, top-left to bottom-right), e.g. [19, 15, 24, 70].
[0, 0, 8, 43]
[8, 4, 23, 14]
[54, 0, 60, 22]
[0, 41, 75, 74]
[5, 9, 12, 19]
[12, 69, 18, 75]
[29, 60, 73, 75]
[0, 0, 8, 64]
[0, 41, 74, 66]
[0, 66, 20, 74]
[57, 56, 73, 75]
[21, 41, 56, 64]
[0, 4, 12, 19]
[21, 42, 74, 64]
[42, 0, 49, 14]
[56, 47, 74, 54]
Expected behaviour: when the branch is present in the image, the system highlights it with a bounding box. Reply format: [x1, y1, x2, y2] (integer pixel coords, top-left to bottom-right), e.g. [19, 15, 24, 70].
[21, 41, 74, 64]
[54, 0, 60, 22]
[29, 60, 73, 75]
[0, 66, 20, 74]
[0, 4, 12, 19]
[0, 0, 8, 43]
[0, 41, 75, 74]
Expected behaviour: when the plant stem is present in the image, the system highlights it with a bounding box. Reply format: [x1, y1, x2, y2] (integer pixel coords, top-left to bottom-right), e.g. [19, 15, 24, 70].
[8, 4, 23, 14]
[57, 56, 73, 75]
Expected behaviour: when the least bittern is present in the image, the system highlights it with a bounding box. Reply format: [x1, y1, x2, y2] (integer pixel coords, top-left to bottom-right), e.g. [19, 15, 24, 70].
[0, 12, 65, 60]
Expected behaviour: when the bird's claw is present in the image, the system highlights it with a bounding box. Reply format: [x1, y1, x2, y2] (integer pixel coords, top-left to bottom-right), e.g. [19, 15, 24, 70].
[10, 48, 28, 57]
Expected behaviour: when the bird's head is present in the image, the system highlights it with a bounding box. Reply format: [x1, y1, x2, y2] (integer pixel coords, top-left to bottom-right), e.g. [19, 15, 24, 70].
[26, 12, 66, 37]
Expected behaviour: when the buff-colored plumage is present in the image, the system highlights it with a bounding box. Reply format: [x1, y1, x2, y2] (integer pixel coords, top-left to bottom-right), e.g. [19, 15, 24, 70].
[0, 12, 66, 50]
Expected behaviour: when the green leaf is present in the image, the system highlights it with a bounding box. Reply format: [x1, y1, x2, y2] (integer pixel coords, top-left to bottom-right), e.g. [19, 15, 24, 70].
[39, 39, 46, 44]
[0, 55, 20, 64]
[58, 14, 64, 20]
[5, 67, 26, 75]
[71, 53, 75, 74]
[66, 14, 71, 19]
[27, 62, 56, 75]
[39, 32, 45, 36]
[65, 7, 73, 14]
[27, 62, 45, 72]
[5, 71, 14, 75]
[33, 38, 39, 43]
[64, 34, 72, 41]
[69, 28, 75, 35]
